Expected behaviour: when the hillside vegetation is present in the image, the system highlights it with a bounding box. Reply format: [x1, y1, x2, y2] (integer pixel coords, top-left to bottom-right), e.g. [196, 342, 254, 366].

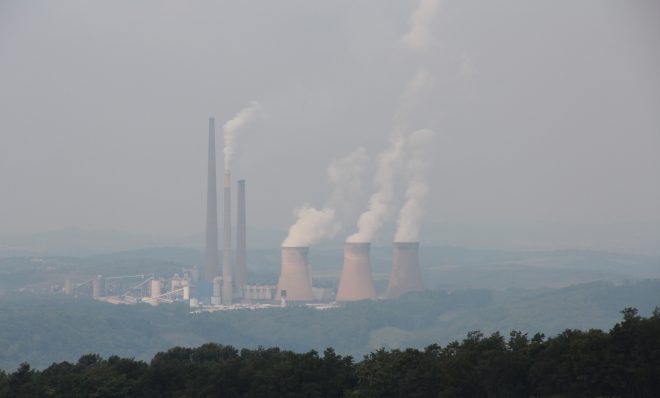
[1, 309, 659, 397]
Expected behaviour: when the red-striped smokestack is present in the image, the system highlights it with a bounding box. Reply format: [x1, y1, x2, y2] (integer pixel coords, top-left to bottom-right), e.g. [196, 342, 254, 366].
[336, 242, 376, 301]
[236, 179, 246, 292]
[275, 247, 315, 301]
[222, 171, 233, 304]
[386, 242, 423, 298]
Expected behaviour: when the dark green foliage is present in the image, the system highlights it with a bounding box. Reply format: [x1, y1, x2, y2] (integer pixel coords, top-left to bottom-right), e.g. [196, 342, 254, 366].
[2, 310, 659, 397]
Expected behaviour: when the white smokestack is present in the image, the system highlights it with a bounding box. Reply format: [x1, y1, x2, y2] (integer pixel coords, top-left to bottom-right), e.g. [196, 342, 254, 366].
[394, 129, 435, 242]
[282, 148, 368, 247]
[223, 101, 260, 171]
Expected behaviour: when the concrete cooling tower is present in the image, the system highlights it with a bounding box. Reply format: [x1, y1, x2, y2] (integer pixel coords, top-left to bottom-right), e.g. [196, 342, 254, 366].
[335, 242, 376, 301]
[386, 242, 424, 298]
[275, 246, 315, 301]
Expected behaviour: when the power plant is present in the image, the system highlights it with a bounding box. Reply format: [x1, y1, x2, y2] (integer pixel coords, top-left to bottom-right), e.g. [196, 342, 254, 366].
[336, 242, 376, 301]
[58, 117, 428, 311]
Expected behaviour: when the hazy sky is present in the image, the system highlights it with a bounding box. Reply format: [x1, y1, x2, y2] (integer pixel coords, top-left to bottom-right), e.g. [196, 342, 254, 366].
[1, 1, 659, 244]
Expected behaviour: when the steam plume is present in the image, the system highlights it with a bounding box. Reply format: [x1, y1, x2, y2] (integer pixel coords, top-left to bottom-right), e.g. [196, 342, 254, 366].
[400, 0, 440, 53]
[346, 71, 434, 243]
[283, 148, 369, 247]
[223, 101, 260, 170]
[282, 205, 339, 247]
[395, 129, 435, 242]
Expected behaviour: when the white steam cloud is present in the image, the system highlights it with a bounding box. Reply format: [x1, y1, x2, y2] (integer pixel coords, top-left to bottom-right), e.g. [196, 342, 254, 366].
[346, 137, 406, 243]
[282, 205, 339, 247]
[395, 129, 435, 242]
[400, 0, 440, 53]
[346, 71, 434, 243]
[283, 148, 369, 247]
[223, 101, 260, 170]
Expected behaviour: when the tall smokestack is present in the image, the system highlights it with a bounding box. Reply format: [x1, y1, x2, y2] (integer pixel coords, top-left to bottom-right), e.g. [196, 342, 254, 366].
[336, 242, 376, 301]
[204, 118, 219, 282]
[275, 247, 315, 301]
[236, 179, 247, 293]
[222, 171, 233, 304]
[386, 242, 423, 298]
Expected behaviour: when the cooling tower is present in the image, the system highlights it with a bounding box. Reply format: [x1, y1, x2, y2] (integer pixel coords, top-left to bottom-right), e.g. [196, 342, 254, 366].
[222, 171, 233, 304]
[235, 179, 247, 292]
[204, 118, 219, 281]
[386, 242, 424, 298]
[92, 275, 105, 298]
[275, 247, 315, 301]
[336, 242, 376, 301]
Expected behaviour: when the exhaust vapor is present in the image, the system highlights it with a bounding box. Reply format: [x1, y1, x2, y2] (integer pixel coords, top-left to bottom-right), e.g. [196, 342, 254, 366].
[346, 71, 434, 243]
[394, 129, 435, 242]
[223, 101, 260, 170]
[282, 148, 369, 247]
[400, 0, 440, 53]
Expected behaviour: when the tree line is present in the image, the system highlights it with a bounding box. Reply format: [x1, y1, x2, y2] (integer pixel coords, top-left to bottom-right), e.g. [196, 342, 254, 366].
[1, 308, 658, 397]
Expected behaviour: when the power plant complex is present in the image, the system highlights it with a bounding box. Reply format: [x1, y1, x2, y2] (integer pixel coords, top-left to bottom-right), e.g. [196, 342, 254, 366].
[62, 117, 426, 310]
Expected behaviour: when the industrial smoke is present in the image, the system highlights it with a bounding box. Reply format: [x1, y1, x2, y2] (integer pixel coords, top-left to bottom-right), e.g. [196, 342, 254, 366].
[347, 0, 439, 243]
[223, 101, 260, 171]
[395, 129, 435, 242]
[282, 148, 368, 247]
[400, 0, 440, 53]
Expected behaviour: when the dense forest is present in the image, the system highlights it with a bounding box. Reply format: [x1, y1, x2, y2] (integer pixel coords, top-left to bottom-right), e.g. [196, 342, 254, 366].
[1, 308, 658, 397]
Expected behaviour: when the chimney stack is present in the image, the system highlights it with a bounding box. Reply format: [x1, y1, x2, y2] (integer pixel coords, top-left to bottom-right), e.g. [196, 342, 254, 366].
[336, 242, 376, 301]
[386, 242, 423, 298]
[275, 247, 315, 301]
[236, 179, 247, 293]
[222, 171, 233, 304]
[204, 118, 219, 282]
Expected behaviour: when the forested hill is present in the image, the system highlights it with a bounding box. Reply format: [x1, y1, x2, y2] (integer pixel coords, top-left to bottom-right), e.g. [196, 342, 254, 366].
[1, 280, 659, 371]
[1, 309, 659, 397]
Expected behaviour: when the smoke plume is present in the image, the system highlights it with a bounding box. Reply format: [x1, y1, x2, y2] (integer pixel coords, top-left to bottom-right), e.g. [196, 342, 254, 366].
[282, 148, 369, 247]
[282, 205, 339, 247]
[395, 129, 435, 242]
[223, 101, 260, 170]
[400, 0, 440, 53]
[346, 137, 406, 243]
[346, 70, 434, 243]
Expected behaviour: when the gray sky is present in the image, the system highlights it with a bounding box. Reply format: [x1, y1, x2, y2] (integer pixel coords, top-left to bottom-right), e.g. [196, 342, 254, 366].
[1, 1, 659, 249]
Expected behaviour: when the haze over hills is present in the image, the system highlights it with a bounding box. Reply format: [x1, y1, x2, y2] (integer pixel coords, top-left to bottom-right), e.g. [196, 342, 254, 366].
[2, 219, 659, 258]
